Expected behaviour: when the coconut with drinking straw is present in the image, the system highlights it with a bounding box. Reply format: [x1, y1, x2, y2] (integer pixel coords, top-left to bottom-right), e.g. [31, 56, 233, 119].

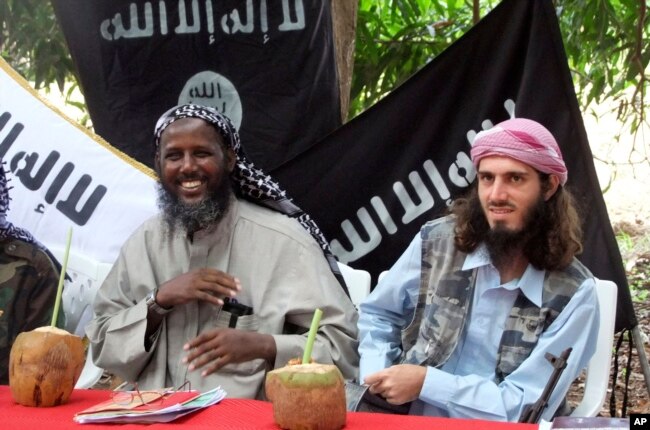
[266, 308, 346, 430]
[9, 227, 85, 407]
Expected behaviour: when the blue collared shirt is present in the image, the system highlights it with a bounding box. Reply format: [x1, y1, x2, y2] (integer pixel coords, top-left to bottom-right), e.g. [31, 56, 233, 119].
[358, 233, 599, 422]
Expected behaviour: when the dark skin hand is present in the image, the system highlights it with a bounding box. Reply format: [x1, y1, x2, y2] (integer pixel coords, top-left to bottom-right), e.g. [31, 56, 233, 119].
[154, 268, 241, 308]
[182, 329, 277, 376]
[148, 267, 277, 376]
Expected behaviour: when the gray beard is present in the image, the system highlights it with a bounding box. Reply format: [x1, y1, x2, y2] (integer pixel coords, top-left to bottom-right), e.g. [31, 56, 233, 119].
[156, 180, 232, 236]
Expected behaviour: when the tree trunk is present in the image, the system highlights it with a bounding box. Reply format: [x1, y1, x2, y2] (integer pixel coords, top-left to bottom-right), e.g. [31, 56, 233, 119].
[331, 0, 358, 122]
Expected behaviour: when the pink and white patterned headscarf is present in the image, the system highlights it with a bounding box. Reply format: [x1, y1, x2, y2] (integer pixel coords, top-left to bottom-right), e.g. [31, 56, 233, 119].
[470, 118, 568, 185]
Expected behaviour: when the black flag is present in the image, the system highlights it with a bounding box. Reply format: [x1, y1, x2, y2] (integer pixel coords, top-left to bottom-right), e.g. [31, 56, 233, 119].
[51, 0, 340, 170]
[272, 0, 636, 332]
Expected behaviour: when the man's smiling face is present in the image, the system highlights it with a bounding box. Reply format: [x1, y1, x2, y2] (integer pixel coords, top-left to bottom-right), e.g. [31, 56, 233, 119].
[156, 117, 234, 206]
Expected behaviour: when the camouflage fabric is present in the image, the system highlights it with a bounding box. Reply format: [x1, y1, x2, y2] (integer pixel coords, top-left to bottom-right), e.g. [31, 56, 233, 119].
[495, 260, 592, 381]
[401, 216, 591, 382]
[401, 217, 475, 366]
[0, 238, 62, 384]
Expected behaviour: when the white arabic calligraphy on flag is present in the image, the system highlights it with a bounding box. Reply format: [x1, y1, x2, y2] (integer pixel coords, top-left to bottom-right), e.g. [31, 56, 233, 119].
[0, 58, 158, 265]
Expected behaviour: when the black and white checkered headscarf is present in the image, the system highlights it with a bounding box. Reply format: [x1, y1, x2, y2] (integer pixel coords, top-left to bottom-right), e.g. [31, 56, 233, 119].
[154, 104, 347, 293]
[0, 162, 45, 250]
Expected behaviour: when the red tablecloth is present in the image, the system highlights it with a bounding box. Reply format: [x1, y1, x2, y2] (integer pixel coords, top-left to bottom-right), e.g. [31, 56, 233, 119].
[0, 386, 539, 430]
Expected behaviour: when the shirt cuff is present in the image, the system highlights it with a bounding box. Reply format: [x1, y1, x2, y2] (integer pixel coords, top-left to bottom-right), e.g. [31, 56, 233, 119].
[419, 366, 457, 409]
[359, 354, 392, 383]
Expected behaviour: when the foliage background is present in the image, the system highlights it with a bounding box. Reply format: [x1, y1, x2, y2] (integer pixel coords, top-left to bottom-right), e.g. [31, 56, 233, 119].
[352, 0, 648, 136]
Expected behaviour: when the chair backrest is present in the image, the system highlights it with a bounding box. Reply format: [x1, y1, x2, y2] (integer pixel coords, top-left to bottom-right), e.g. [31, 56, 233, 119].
[337, 262, 371, 308]
[50, 247, 113, 337]
[569, 278, 617, 417]
[50, 246, 113, 389]
[378, 270, 389, 283]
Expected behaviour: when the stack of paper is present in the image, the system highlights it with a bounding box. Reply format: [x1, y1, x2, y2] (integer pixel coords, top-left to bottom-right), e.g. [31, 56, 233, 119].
[74, 386, 227, 424]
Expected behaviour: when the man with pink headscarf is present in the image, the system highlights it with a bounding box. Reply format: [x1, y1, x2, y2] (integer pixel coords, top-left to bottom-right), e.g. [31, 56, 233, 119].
[356, 118, 599, 422]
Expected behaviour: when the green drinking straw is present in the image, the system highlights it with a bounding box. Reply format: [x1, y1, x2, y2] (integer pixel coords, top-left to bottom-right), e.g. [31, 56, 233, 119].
[302, 308, 323, 364]
[51, 227, 72, 327]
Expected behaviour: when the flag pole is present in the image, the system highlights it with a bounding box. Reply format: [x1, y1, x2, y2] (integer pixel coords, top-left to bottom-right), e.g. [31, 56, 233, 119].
[630, 326, 650, 396]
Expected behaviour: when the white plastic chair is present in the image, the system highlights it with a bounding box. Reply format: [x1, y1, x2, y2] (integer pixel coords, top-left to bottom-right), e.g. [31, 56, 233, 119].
[569, 278, 618, 417]
[50, 246, 113, 389]
[337, 262, 371, 308]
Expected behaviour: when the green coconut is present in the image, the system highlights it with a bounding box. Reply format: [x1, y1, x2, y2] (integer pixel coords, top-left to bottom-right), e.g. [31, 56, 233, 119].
[266, 363, 346, 430]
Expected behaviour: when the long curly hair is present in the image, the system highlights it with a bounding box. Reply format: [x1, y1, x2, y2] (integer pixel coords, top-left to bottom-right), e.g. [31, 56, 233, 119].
[452, 174, 583, 271]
